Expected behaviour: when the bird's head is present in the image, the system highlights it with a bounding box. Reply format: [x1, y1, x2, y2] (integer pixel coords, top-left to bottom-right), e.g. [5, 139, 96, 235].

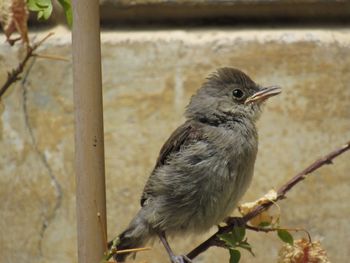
[185, 67, 281, 124]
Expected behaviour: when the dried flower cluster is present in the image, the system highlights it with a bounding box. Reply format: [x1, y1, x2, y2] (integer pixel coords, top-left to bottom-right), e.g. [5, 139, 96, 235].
[239, 189, 278, 226]
[278, 238, 330, 263]
[0, 0, 28, 44]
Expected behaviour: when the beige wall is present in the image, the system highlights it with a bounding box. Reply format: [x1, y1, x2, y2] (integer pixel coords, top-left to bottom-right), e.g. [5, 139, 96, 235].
[1, 28, 350, 263]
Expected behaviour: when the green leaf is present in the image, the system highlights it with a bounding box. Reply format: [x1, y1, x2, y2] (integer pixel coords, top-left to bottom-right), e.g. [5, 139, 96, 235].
[27, 0, 53, 20]
[233, 227, 246, 242]
[27, 0, 50, 9]
[58, 0, 73, 27]
[218, 233, 237, 247]
[35, 0, 51, 5]
[258, 221, 271, 227]
[229, 249, 241, 263]
[27, 0, 42, 11]
[35, 2, 50, 8]
[277, 229, 294, 245]
[42, 3, 53, 19]
[218, 227, 246, 248]
[37, 10, 44, 19]
[238, 240, 255, 256]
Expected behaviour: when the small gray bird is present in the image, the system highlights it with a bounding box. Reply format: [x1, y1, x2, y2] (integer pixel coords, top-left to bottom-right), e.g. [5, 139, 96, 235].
[110, 67, 281, 263]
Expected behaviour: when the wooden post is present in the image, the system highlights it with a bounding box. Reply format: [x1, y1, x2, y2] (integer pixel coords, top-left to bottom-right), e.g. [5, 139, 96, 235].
[72, 1, 107, 263]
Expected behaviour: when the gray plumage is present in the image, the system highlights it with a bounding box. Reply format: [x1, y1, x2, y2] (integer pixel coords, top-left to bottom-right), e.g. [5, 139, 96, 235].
[112, 67, 279, 262]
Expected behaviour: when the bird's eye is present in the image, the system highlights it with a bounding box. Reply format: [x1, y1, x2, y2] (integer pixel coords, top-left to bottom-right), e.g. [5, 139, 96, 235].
[232, 89, 244, 99]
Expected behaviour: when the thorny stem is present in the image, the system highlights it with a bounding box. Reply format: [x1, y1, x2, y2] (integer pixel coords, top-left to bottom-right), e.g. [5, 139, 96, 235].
[186, 141, 350, 260]
[0, 32, 54, 99]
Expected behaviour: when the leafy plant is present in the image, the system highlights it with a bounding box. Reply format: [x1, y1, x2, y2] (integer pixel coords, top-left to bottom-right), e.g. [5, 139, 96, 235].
[218, 227, 254, 263]
[27, 0, 72, 26]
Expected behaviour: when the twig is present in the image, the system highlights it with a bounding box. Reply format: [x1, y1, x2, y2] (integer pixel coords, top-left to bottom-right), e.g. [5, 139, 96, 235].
[245, 225, 312, 242]
[103, 244, 151, 263]
[114, 247, 151, 255]
[186, 141, 350, 260]
[0, 32, 54, 99]
[245, 225, 287, 233]
[32, 53, 70, 62]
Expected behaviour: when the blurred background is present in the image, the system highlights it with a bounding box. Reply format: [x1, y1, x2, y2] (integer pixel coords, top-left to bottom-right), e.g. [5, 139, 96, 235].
[1, 0, 350, 262]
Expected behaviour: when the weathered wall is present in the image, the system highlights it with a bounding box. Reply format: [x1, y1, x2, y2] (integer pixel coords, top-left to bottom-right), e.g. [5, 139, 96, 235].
[1, 28, 350, 263]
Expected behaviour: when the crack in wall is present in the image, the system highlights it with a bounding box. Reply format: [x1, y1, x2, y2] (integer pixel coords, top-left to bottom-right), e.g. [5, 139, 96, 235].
[20, 58, 63, 257]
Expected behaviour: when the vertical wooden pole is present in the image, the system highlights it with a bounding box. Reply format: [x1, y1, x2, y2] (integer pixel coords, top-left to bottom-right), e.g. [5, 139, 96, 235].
[72, 1, 107, 263]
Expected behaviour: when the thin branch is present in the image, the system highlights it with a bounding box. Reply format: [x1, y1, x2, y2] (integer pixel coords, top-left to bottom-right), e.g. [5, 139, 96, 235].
[0, 32, 54, 99]
[101, 247, 152, 263]
[32, 53, 70, 62]
[245, 225, 312, 242]
[114, 247, 151, 255]
[187, 141, 350, 260]
[103, 245, 152, 262]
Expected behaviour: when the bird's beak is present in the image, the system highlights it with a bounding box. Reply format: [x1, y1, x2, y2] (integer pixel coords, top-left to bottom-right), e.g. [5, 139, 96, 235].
[245, 86, 281, 104]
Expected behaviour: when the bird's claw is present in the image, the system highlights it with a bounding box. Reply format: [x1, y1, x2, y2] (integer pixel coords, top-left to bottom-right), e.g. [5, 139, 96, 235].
[171, 255, 192, 263]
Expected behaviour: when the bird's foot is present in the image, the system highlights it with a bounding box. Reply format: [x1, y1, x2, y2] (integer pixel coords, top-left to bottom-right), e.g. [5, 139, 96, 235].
[225, 216, 246, 228]
[171, 255, 192, 263]
[158, 232, 192, 263]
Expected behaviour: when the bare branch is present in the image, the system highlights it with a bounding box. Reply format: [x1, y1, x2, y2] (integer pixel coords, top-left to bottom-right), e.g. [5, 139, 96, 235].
[186, 141, 350, 260]
[32, 53, 70, 62]
[0, 32, 54, 99]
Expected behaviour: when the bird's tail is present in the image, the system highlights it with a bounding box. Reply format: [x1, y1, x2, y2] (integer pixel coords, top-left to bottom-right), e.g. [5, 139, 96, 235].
[108, 209, 152, 262]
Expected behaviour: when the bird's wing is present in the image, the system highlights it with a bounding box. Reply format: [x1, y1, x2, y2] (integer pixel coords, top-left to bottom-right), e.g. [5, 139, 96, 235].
[140, 120, 204, 206]
[155, 121, 203, 167]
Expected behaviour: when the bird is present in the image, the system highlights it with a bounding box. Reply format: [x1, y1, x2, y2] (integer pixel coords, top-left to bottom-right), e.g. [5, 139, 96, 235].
[109, 67, 281, 263]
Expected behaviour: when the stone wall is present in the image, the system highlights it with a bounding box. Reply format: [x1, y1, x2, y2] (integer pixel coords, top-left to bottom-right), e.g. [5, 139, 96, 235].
[1, 26, 350, 262]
